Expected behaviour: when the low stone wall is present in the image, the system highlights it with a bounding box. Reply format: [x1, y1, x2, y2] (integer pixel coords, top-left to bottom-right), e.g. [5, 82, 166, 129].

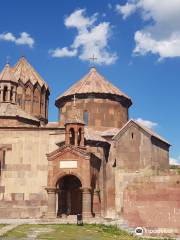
[0, 199, 47, 218]
[123, 174, 180, 234]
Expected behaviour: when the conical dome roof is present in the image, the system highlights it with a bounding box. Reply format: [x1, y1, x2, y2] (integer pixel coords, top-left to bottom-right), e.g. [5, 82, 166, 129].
[0, 63, 17, 83]
[55, 67, 132, 107]
[12, 57, 49, 90]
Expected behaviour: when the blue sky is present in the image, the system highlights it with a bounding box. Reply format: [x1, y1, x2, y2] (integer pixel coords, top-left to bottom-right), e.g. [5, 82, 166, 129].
[0, 0, 179, 164]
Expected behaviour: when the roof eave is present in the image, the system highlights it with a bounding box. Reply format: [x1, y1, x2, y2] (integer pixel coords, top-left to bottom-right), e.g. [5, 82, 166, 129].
[55, 92, 132, 108]
[113, 119, 170, 146]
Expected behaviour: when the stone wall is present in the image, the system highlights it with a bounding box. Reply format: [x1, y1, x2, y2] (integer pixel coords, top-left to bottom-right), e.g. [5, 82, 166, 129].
[16, 84, 49, 124]
[0, 128, 63, 218]
[59, 98, 128, 131]
[113, 124, 169, 171]
[122, 174, 180, 232]
[86, 144, 109, 217]
[152, 138, 169, 170]
[0, 118, 39, 127]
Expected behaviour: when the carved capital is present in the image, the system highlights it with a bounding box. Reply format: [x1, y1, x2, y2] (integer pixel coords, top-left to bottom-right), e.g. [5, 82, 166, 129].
[94, 189, 100, 193]
[82, 187, 91, 194]
[45, 187, 58, 194]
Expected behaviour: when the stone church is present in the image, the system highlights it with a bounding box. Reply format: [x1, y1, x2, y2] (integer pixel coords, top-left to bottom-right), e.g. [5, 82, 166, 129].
[0, 57, 170, 220]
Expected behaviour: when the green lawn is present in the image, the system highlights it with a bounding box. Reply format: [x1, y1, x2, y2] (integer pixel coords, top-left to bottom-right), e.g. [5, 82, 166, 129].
[2, 224, 174, 240]
[0, 224, 6, 228]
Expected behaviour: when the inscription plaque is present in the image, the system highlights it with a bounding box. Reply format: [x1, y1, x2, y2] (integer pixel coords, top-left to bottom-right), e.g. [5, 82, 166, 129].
[60, 161, 77, 169]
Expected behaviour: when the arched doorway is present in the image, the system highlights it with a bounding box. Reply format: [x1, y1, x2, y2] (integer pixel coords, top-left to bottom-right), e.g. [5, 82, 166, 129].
[57, 175, 82, 216]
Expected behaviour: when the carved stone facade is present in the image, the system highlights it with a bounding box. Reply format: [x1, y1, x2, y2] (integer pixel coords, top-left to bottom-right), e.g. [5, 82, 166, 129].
[58, 98, 129, 131]
[0, 58, 177, 231]
[12, 57, 50, 124]
[16, 82, 49, 124]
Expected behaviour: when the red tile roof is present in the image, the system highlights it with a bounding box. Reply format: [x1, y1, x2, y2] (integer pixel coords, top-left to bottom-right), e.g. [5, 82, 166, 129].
[0, 63, 17, 83]
[56, 67, 131, 106]
[12, 57, 49, 90]
[113, 119, 170, 145]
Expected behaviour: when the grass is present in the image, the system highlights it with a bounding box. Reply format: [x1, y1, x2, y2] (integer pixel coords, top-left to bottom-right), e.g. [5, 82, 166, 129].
[2, 224, 175, 240]
[0, 224, 6, 228]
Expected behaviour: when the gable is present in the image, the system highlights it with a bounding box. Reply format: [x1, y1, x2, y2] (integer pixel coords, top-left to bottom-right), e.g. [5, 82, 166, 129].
[114, 121, 149, 142]
[47, 145, 90, 161]
[113, 120, 169, 146]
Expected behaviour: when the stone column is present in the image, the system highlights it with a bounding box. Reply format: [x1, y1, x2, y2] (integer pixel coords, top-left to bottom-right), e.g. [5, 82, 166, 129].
[45, 187, 57, 218]
[7, 87, 11, 102]
[65, 131, 70, 145]
[0, 88, 3, 102]
[74, 131, 78, 146]
[82, 188, 92, 218]
[12, 88, 17, 103]
[45, 98, 49, 118]
[79, 129, 85, 147]
[93, 189, 101, 217]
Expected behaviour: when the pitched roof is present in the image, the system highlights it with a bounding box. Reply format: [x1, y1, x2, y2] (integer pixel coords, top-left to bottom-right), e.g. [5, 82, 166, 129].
[100, 128, 120, 137]
[0, 102, 39, 123]
[84, 128, 108, 142]
[56, 67, 132, 106]
[46, 122, 60, 128]
[12, 57, 49, 90]
[55, 127, 108, 145]
[47, 144, 90, 160]
[0, 63, 17, 83]
[113, 119, 170, 145]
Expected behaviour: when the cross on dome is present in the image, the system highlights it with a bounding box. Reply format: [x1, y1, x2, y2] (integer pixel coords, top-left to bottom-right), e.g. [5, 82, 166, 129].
[88, 54, 97, 67]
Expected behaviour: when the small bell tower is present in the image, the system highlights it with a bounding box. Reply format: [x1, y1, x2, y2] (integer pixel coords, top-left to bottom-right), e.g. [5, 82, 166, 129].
[0, 63, 18, 104]
[65, 95, 85, 147]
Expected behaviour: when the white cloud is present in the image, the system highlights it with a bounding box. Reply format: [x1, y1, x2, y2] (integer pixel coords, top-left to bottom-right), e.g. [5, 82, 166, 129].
[134, 31, 180, 59]
[49, 47, 77, 57]
[116, 3, 137, 19]
[0, 32, 16, 42]
[135, 118, 158, 129]
[50, 9, 117, 65]
[170, 157, 180, 165]
[64, 9, 97, 30]
[0, 32, 34, 48]
[15, 32, 34, 48]
[117, 0, 180, 59]
[72, 22, 117, 65]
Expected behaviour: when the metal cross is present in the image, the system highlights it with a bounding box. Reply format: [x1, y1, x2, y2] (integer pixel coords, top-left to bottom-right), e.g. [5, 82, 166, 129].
[89, 54, 97, 66]
[73, 94, 76, 106]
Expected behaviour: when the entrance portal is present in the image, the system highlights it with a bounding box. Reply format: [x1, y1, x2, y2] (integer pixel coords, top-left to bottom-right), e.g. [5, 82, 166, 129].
[57, 175, 82, 216]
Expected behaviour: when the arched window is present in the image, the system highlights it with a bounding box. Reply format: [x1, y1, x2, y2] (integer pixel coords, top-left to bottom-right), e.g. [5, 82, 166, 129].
[25, 87, 32, 113]
[45, 97, 49, 119]
[17, 86, 23, 107]
[78, 128, 82, 146]
[10, 87, 13, 102]
[33, 88, 40, 115]
[3, 86, 8, 102]
[84, 111, 88, 126]
[69, 128, 75, 145]
[40, 89, 46, 116]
